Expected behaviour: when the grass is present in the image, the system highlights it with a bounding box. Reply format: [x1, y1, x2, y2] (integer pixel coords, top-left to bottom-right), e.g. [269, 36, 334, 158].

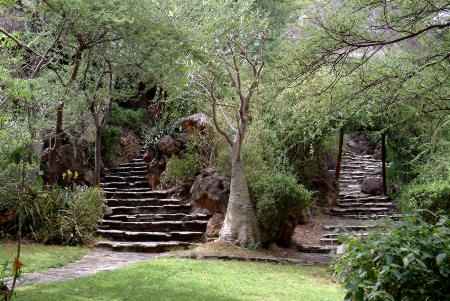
[0, 243, 90, 275]
[15, 257, 344, 301]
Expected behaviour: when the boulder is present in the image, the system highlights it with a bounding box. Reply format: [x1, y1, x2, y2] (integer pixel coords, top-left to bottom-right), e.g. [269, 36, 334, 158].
[361, 177, 383, 195]
[0, 207, 16, 228]
[276, 213, 301, 247]
[158, 135, 181, 156]
[105, 128, 141, 168]
[41, 143, 85, 185]
[206, 213, 224, 238]
[180, 112, 212, 134]
[311, 170, 338, 208]
[85, 170, 94, 187]
[190, 168, 229, 214]
[143, 148, 157, 163]
[100, 203, 113, 216]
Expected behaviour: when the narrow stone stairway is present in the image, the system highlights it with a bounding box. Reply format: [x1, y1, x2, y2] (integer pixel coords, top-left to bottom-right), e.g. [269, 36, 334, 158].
[299, 150, 402, 253]
[95, 149, 212, 252]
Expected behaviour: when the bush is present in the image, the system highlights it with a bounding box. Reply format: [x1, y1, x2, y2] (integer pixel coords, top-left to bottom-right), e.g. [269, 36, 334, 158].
[2, 184, 105, 245]
[109, 102, 147, 135]
[101, 125, 122, 153]
[333, 214, 450, 301]
[398, 180, 450, 222]
[248, 170, 313, 246]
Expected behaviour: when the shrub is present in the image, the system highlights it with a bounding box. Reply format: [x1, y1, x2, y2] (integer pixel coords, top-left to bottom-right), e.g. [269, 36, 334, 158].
[101, 125, 122, 153]
[3, 184, 104, 245]
[248, 170, 313, 246]
[165, 152, 202, 185]
[109, 102, 147, 135]
[398, 180, 450, 222]
[333, 214, 450, 301]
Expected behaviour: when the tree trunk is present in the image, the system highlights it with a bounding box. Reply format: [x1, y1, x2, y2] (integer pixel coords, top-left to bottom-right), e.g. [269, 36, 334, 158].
[93, 126, 103, 187]
[28, 106, 44, 183]
[335, 128, 344, 179]
[48, 103, 64, 187]
[381, 134, 387, 196]
[219, 143, 261, 245]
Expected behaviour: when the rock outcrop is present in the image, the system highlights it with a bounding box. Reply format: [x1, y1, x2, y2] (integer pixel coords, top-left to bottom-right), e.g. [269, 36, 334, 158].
[190, 168, 229, 214]
[104, 128, 141, 168]
[206, 213, 225, 238]
[361, 177, 383, 195]
[180, 112, 212, 134]
[158, 135, 181, 156]
[41, 143, 85, 185]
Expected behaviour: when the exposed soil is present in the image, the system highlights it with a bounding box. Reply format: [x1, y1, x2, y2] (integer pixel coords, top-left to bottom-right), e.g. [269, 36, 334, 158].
[292, 210, 329, 246]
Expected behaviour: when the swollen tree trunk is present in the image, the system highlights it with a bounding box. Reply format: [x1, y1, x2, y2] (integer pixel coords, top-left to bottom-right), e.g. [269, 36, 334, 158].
[219, 138, 261, 245]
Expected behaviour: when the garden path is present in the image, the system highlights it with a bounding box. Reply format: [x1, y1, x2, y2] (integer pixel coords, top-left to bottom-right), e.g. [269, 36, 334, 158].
[6, 250, 332, 288]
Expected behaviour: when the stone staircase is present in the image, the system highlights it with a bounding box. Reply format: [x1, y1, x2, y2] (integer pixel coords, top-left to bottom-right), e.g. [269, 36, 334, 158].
[298, 150, 402, 253]
[95, 149, 212, 252]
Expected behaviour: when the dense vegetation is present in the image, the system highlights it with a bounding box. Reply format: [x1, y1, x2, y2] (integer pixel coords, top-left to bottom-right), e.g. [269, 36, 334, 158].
[1, 0, 450, 299]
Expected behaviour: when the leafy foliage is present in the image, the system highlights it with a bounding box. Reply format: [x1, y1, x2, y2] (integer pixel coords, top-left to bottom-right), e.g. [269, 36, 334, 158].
[398, 181, 450, 223]
[333, 214, 450, 301]
[101, 125, 122, 153]
[249, 170, 313, 246]
[2, 185, 105, 245]
[108, 103, 147, 135]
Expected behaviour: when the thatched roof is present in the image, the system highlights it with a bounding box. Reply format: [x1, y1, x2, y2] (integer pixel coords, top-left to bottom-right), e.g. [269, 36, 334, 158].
[180, 112, 212, 133]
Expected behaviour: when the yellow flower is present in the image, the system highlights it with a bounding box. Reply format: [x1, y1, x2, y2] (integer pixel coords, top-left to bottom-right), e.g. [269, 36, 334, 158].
[67, 169, 72, 175]
[74, 171, 78, 180]
[62, 173, 66, 179]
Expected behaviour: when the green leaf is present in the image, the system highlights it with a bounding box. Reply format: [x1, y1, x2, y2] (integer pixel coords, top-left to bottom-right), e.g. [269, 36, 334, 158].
[401, 271, 411, 282]
[32, 153, 39, 165]
[32, 176, 43, 193]
[346, 279, 357, 291]
[337, 243, 347, 254]
[344, 292, 353, 301]
[403, 253, 415, 268]
[437, 253, 447, 266]
[10, 150, 21, 164]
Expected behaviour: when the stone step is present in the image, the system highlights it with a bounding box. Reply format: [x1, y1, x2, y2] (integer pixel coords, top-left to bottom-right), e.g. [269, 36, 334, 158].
[95, 241, 192, 253]
[106, 213, 212, 222]
[106, 190, 168, 199]
[112, 171, 148, 176]
[97, 229, 204, 242]
[335, 213, 403, 220]
[119, 162, 147, 168]
[130, 158, 145, 163]
[323, 225, 372, 232]
[99, 220, 208, 232]
[296, 244, 337, 254]
[110, 166, 147, 173]
[339, 194, 389, 200]
[103, 175, 148, 182]
[336, 202, 395, 207]
[330, 207, 391, 214]
[106, 198, 182, 207]
[110, 204, 192, 215]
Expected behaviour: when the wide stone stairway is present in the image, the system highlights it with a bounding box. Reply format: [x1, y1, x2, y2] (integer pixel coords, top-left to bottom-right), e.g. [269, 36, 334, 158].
[299, 150, 402, 253]
[95, 149, 212, 252]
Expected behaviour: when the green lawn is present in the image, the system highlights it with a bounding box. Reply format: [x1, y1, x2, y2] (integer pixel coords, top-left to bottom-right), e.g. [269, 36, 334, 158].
[15, 258, 344, 301]
[0, 243, 90, 275]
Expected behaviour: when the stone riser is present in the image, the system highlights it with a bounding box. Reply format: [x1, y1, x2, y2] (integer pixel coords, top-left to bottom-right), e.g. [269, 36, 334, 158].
[105, 213, 212, 222]
[97, 230, 204, 242]
[104, 176, 148, 182]
[110, 205, 192, 215]
[102, 181, 149, 189]
[106, 192, 169, 199]
[95, 241, 191, 253]
[106, 199, 182, 207]
[99, 221, 208, 232]
[336, 202, 395, 207]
